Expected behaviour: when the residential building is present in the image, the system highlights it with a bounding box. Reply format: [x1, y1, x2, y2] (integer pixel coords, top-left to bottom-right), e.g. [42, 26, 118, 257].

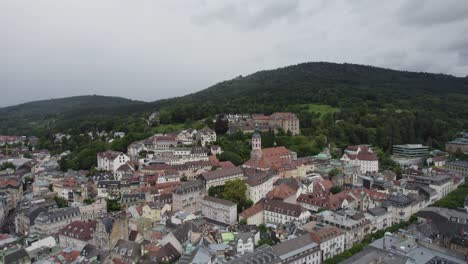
[318, 210, 372, 250]
[367, 206, 392, 232]
[196, 127, 217, 147]
[244, 168, 276, 203]
[96, 180, 121, 199]
[310, 226, 345, 261]
[97, 151, 130, 172]
[79, 198, 107, 221]
[446, 160, 468, 177]
[0, 248, 31, 264]
[199, 166, 244, 189]
[172, 180, 207, 213]
[31, 207, 81, 236]
[110, 239, 142, 263]
[381, 193, 425, 223]
[341, 145, 379, 173]
[446, 135, 468, 155]
[121, 193, 148, 207]
[409, 174, 452, 200]
[239, 199, 311, 226]
[59, 220, 97, 250]
[272, 234, 321, 264]
[368, 234, 466, 264]
[201, 196, 237, 225]
[226, 245, 281, 264]
[427, 155, 446, 167]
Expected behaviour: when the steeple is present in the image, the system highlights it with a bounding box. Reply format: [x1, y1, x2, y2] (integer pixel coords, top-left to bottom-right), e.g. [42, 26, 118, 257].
[251, 124, 262, 160]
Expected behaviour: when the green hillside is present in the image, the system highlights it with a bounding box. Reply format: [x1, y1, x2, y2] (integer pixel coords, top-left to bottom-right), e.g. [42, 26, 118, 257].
[0, 95, 150, 135]
[1, 62, 468, 153]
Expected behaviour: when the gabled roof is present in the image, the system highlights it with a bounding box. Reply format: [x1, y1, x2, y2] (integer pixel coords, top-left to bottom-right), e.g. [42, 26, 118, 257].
[60, 220, 97, 241]
[98, 150, 125, 160]
[200, 166, 243, 181]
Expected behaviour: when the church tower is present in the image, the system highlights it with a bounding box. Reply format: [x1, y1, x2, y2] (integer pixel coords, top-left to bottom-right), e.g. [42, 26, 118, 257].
[250, 125, 263, 160]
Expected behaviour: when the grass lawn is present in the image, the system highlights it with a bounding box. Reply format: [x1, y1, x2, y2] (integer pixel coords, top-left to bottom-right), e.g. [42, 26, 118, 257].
[305, 103, 339, 116]
[153, 121, 205, 134]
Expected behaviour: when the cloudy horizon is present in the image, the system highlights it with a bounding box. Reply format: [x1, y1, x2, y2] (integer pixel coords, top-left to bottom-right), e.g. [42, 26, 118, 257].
[2, 0, 468, 107]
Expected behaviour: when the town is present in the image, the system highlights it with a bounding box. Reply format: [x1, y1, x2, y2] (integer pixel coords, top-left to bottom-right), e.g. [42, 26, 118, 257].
[1, 114, 468, 264]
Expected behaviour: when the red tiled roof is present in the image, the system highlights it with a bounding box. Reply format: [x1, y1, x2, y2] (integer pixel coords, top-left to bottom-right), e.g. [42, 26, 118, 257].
[310, 226, 344, 243]
[266, 184, 296, 200]
[59, 220, 96, 241]
[98, 150, 124, 160]
[239, 200, 264, 218]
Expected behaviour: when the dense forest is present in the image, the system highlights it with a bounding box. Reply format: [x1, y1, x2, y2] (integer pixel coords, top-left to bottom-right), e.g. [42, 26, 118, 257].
[1, 62, 468, 167]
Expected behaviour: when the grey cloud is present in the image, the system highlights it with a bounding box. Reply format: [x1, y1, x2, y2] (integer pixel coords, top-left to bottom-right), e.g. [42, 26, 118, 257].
[192, 0, 301, 29]
[398, 0, 468, 26]
[0, 0, 467, 107]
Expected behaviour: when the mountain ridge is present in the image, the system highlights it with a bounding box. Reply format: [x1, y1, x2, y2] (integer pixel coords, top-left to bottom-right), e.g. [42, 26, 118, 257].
[1, 62, 467, 140]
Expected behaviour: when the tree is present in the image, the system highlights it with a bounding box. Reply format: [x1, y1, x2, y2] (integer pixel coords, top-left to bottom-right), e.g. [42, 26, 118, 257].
[328, 168, 341, 178]
[218, 151, 244, 166]
[257, 238, 275, 246]
[214, 115, 229, 135]
[54, 196, 68, 208]
[208, 179, 251, 212]
[330, 186, 342, 194]
[106, 199, 121, 212]
[84, 198, 95, 204]
[0, 162, 15, 171]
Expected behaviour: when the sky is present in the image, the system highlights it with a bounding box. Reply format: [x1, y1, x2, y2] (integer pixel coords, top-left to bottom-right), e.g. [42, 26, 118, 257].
[2, 0, 468, 107]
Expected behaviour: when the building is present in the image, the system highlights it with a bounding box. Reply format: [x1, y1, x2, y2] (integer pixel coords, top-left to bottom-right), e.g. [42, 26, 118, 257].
[31, 207, 81, 236]
[199, 166, 244, 189]
[0, 248, 31, 264]
[252, 112, 300, 135]
[392, 144, 429, 167]
[310, 226, 345, 261]
[446, 160, 468, 177]
[110, 239, 142, 263]
[409, 174, 452, 201]
[244, 168, 276, 203]
[239, 199, 311, 226]
[427, 155, 446, 167]
[121, 193, 148, 207]
[144, 135, 177, 151]
[201, 196, 237, 225]
[97, 151, 130, 172]
[227, 245, 281, 264]
[367, 234, 466, 264]
[79, 198, 107, 221]
[172, 180, 207, 213]
[96, 180, 121, 199]
[196, 127, 217, 147]
[341, 145, 379, 174]
[318, 210, 372, 250]
[59, 220, 97, 250]
[381, 193, 425, 223]
[93, 214, 129, 251]
[446, 135, 468, 155]
[272, 234, 320, 264]
[243, 130, 298, 174]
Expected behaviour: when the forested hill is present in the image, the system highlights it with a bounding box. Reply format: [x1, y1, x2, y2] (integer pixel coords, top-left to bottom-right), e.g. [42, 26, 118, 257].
[1, 62, 468, 151]
[0, 95, 148, 135]
[155, 62, 468, 119]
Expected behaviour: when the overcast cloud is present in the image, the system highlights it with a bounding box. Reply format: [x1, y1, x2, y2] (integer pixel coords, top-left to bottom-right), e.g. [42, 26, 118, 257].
[1, 0, 468, 107]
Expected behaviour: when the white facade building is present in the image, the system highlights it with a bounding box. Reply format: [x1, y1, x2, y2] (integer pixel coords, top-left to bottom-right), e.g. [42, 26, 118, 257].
[201, 196, 237, 225]
[97, 151, 130, 172]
